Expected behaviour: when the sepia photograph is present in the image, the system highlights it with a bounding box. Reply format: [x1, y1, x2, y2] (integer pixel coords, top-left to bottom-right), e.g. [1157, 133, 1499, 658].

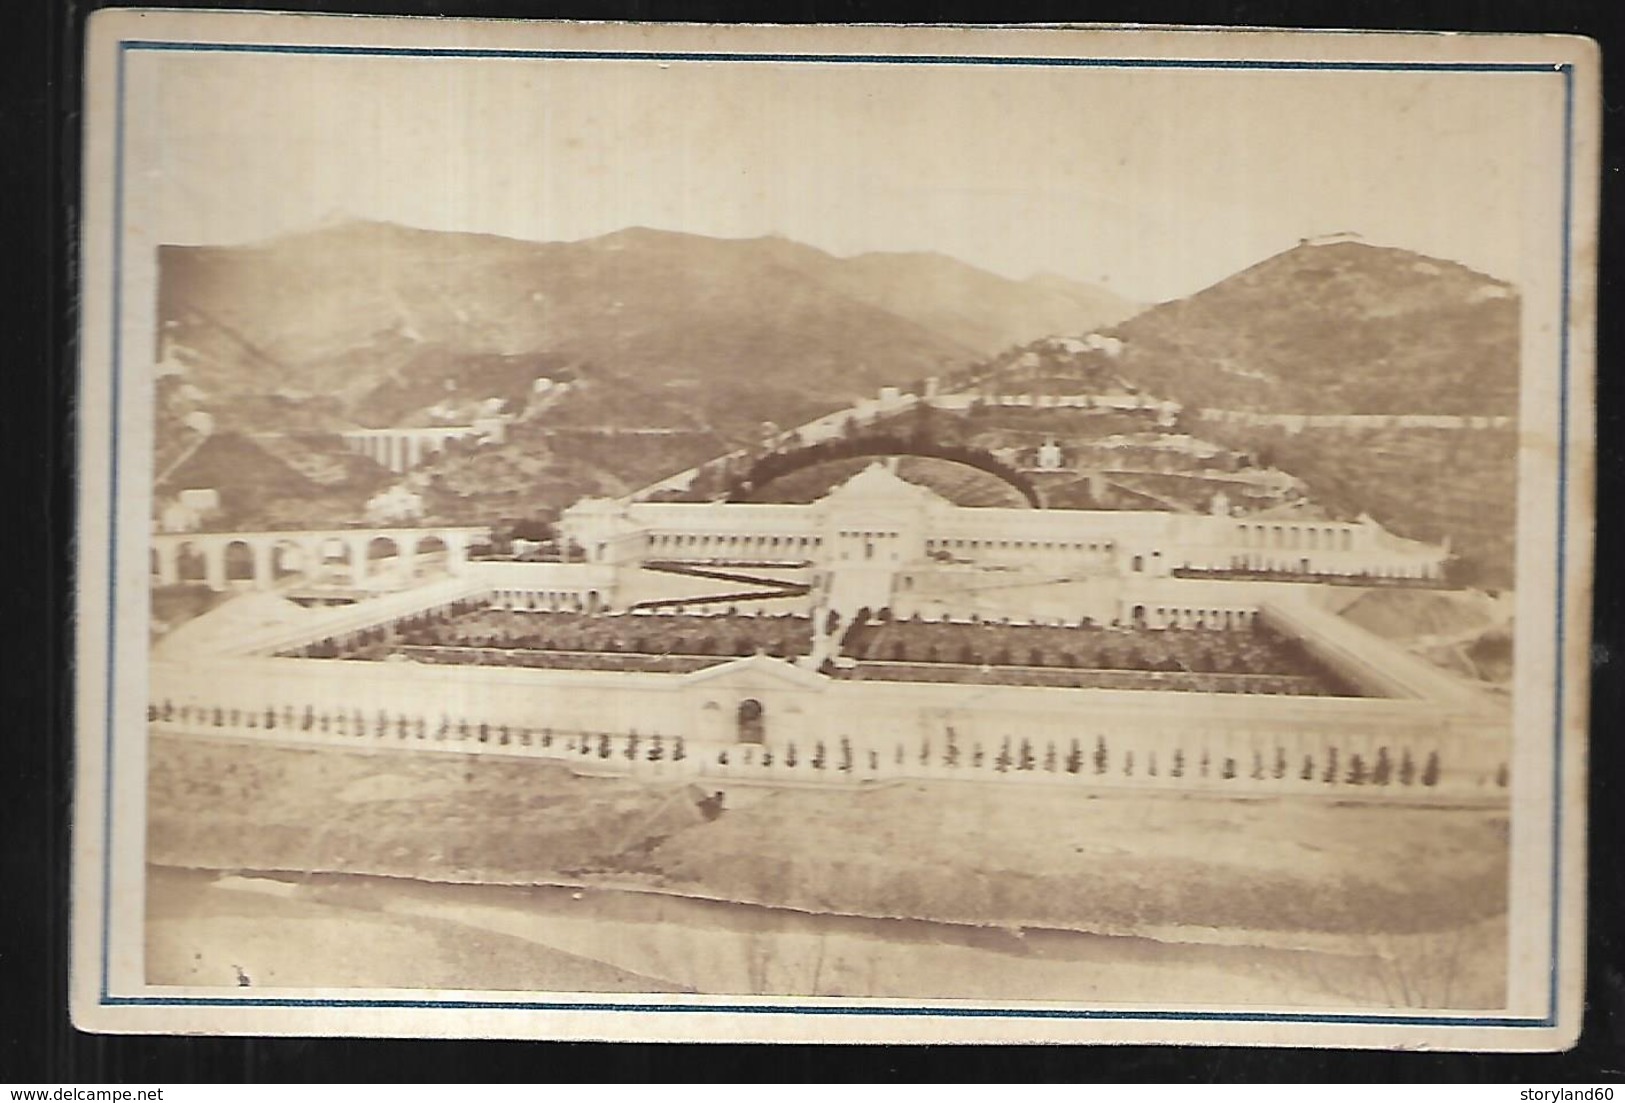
[71, 13, 1597, 1047]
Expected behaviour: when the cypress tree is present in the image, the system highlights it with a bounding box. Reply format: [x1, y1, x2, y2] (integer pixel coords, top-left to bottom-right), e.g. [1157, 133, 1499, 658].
[1422, 751, 1441, 787]
[1323, 747, 1340, 784]
[1018, 738, 1035, 771]
[995, 737, 1013, 773]
[1044, 742, 1057, 772]
[1093, 736, 1108, 775]
[1399, 749, 1416, 785]
[1346, 753, 1368, 786]
[1373, 747, 1393, 786]
[812, 741, 826, 769]
[1065, 738, 1083, 774]
[1171, 749, 1185, 778]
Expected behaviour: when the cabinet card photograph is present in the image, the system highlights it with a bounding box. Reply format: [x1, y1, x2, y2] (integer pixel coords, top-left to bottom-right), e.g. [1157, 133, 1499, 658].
[72, 12, 1597, 1048]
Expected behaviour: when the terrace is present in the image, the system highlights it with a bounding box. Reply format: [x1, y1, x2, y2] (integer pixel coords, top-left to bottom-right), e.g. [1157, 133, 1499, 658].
[835, 617, 1359, 696]
[321, 608, 817, 666]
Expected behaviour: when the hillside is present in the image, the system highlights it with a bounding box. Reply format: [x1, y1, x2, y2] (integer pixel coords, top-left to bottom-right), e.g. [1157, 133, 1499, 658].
[157, 221, 1135, 441]
[1197, 421, 1519, 590]
[1105, 241, 1519, 416]
[157, 433, 397, 531]
[953, 312, 1521, 588]
[785, 249, 1137, 358]
[151, 221, 1137, 530]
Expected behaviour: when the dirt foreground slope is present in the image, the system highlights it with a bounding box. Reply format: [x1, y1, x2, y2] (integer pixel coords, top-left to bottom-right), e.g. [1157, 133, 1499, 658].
[148, 735, 1508, 944]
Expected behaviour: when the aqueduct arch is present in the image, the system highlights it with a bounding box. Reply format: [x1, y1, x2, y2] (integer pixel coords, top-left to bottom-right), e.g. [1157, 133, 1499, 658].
[150, 527, 486, 592]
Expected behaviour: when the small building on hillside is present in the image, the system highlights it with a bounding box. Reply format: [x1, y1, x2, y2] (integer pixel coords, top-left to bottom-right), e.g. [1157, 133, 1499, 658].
[1036, 438, 1066, 470]
[158, 488, 220, 533]
[365, 484, 425, 525]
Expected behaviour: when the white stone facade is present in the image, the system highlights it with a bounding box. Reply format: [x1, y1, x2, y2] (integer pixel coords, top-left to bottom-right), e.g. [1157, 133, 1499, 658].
[561, 462, 1450, 621]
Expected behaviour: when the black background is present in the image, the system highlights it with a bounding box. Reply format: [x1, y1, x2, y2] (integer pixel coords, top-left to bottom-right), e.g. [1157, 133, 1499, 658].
[6, 0, 1623, 1083]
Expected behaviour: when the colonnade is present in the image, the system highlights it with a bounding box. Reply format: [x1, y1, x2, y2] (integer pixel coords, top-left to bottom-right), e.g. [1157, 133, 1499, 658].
[644, 530, 820, 561]
[1221, 554, 1444, 581]
[150, 527, 485, 592]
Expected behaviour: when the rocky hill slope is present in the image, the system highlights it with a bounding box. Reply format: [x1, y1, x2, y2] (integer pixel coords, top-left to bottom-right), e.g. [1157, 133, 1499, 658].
[1104, 240, 1519, 416]
[157, 221, 1138, 440]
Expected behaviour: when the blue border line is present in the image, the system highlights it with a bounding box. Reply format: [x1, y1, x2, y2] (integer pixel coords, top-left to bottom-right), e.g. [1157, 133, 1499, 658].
[100, 42, 1575, 1030]
[118, 42, 1565, 72]
[101, 41, 127, 1005]
[1547, 61, 1576, 1024]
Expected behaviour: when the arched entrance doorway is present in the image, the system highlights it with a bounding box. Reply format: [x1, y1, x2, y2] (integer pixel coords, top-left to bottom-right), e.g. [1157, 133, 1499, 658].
[271, 540, 305, 582]
[176, 542, 207, 583]
[737, 699, 764, 744]
[368, 535, 400, 566]
[414, 534, 447, 580]
[223, 540, 255, 582]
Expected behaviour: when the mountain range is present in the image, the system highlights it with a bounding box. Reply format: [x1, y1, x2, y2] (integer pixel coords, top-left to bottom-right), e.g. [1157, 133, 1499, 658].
[157, 220, 1139, 439]
[154, 224, 1522, 584]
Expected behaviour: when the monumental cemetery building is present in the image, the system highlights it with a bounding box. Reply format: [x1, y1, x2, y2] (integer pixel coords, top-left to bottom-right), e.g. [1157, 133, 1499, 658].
[150, 464, 1504, 801]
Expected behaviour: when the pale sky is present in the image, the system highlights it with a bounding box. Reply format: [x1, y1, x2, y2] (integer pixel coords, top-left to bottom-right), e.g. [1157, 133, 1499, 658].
[134, 49, 1554, 302]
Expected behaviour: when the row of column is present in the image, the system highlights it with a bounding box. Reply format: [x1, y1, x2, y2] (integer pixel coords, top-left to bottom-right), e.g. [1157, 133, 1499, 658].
[341, 431, 462, 473]
[644, 531, 820, 559]
[1224, 554, 1442, 580]
[1235, 522, 1356, 552]
[152, 532, 471, 592]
